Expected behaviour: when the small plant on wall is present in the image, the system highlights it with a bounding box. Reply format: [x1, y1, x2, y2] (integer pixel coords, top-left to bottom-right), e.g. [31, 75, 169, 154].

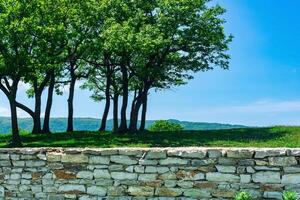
[235, 191, 252, 200]
[283, 191, 298, 200]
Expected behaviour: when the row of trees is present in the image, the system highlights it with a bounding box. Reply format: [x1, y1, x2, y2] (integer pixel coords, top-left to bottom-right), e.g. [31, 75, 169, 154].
[0, 0, 232, 146]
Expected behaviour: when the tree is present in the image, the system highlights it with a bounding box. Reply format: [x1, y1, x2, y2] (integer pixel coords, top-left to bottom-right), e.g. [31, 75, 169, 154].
[0, 0, 41, 145]
[127, 0, 233, 131]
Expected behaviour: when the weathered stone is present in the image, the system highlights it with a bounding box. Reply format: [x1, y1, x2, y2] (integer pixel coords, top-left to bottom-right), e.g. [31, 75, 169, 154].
[213, 189, 236, 198]
[139, 159, 158, 165]
[0, 154, 9, 160]
[240, 175, 251, 183]
[155, 188, 182, 197]
[227, 149, 254, 158]
[218, 157, 237, 165]
[206, 172, 240, 183]
[183, 189, 211, 198]
[260, 184, 283, 192]
[128, 186, 154, 196]
[109, 165, 123, 171]
[158, 172, 177, 180]
[77, 171, 93, 180]
[25, 160, 46, 167]
[146, 151, 167, 159]
[111, 155, 138, 165]
[111, 172, 137, 180]
[12, 161, 25, 167]
[246, 166, 256, 173]
[191, 159, 214, 166]
[54, 170, 76, 179]
[177, 181, 193, 188]
[164, 180, 177, 188]
[282, 174, 300, 184]
[87, 186, 107, 196]
[284, 167, 300, 173]
[138, 174, 157, 182]
[94, 169, 111, 179]
[118, 149, 144, 157]
[254, 166, 280, 171]
[89, 156, 110, 164]
[194, 182, 218, 190]
[208, 150, 223, 158]
[216, 165, 236, 173]
[269, 157, 297, 166]
[167, 150, 206, 158]
[106, 186, 125, 196]
[255, 149, 286, 158]
[159, 158, 189, 166]
[176, 170, 204, 181]
[61, 154, 88, 163]
[239, 159, 255, 166]
[263, 191, 282, 200]
[134, 166, 145, 173]
[58, 184, 85, 194]
[252, 172, 281, 183]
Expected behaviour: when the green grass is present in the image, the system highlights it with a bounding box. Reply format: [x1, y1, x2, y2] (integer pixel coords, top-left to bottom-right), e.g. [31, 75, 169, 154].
[1, 126, 300, 148]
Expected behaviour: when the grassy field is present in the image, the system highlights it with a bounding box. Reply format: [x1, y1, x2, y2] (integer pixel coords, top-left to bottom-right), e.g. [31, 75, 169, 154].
[1, 126, 300, 148]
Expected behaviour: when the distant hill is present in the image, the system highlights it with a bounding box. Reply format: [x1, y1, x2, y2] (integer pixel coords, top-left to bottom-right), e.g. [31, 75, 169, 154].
[0, 117, 248, 134]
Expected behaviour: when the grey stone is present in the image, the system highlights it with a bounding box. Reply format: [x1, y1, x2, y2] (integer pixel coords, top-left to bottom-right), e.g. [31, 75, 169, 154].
[111, 172, 138, 180]
[138, 174, 157, 182]
[146, 151, 167, 159]
[77, 171, 93, 179]
[94, 169, 111, 179]
[216, 165, 236, 173]
[227, 149, 254, 158]
[87, 186, 107, 196]
[111, 155, 138, 165]
[255, 149, 286, 158]
[269, 157, 297, 166]
[58, 184, 86, 193]
[252, 172, 281, 183]
[183, 189, 211, 198]
[159, 158, 189, 165]
[89, 156, 110, 164]
[263, 191, 283, 200]
[206, 172, 240, 183]
[282, 174, 300, 184]
[61, 154, 88, 163]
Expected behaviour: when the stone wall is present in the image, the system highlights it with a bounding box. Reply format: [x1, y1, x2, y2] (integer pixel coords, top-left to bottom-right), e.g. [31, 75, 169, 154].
[0, 148, 300, 199]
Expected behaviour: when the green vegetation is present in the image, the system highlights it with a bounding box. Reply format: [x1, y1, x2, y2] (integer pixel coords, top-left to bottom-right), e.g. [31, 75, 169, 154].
[149, 120, 184, 132]
[1, 126, 300, 148]
[283, 191, 298, 200]
[235, 192, 252, 200]
[0, 0, 232, 146]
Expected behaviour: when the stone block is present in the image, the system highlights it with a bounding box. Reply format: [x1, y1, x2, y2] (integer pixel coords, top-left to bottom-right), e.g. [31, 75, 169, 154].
[252, 172, 281, 183]
[128, 186, 155, 196]
[206, 172, 240, 183]
[110, 155, 138, 165]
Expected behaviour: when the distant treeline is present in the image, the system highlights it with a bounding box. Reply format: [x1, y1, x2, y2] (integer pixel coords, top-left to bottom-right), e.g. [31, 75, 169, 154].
[0, 117, 246, 134]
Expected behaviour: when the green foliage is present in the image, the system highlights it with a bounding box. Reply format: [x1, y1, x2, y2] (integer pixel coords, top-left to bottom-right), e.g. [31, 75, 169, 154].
[235, 191, 252, 200]
[283, 191, 298, 200]
[149, 120, 184, 132]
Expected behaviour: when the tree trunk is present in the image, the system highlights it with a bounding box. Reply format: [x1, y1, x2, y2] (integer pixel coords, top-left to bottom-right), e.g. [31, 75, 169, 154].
[32, 92, 42, 134]
[113, 93, 119, 132]
[0, 78, 22, 146]
[42, 71, 55, 134]
[140, 93, 148, 131]
[129, 95, 142, 131]
[99, 74, 111, 131]
[67, 76, 76, 132]
[118, 66, 129, 133]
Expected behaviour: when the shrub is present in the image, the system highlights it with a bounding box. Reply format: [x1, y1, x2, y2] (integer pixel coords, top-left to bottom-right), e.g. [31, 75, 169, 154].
[283, 191, 298, 200]
[149, 120, 184, 132]
[235, 191, 252, 200]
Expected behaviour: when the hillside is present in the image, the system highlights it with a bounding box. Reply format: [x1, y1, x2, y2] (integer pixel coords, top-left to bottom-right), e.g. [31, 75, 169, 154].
[0, 117, 247, 134]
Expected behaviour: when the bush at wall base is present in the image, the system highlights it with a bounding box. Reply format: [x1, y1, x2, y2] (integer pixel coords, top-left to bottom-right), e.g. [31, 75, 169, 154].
[235, 191, 252, 200]
[283, 191, 298, 200]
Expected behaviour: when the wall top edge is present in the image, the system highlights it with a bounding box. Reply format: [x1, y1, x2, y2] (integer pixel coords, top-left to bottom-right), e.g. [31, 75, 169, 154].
[0, 147, 298, 153]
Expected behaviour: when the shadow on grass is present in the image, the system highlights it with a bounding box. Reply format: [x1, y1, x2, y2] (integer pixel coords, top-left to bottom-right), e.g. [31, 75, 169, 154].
[0, 126, 294, 148]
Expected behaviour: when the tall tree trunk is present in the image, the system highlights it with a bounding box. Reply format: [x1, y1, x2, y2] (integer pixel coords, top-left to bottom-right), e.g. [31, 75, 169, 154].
[118, 65, 129, 133]
[140, 93, 148, 131]
[113, 93, 119, 132]
[42, 71, 55, 134]
[99, 73, 111, 131]
[129, 96, 143, 131]
[9, 99, 22, 147]
[32, 92, 42, 134]
[67, 76, 76, 132]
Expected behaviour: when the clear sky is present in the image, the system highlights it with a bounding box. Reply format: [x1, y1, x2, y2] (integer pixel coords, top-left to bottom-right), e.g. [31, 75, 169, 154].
[1, 0, 300, 126]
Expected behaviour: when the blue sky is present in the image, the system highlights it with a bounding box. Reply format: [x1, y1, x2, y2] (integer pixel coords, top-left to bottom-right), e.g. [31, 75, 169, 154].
[1, 0, 300, 126]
